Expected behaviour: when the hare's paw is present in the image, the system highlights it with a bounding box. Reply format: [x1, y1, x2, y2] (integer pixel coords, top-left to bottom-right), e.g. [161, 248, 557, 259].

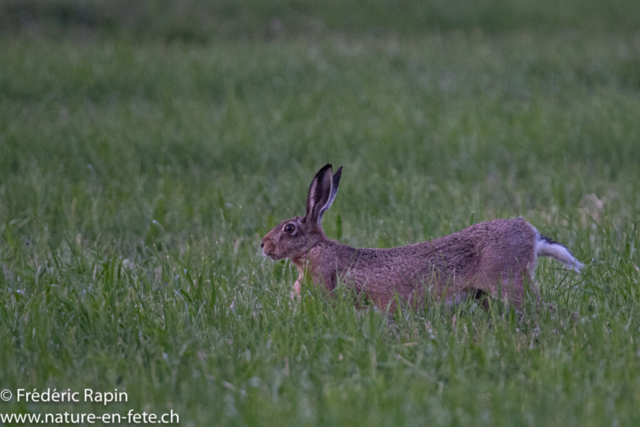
[290, 279, 302, 300]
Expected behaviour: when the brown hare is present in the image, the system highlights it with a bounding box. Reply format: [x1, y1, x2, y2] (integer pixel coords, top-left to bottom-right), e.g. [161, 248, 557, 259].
[261, 164, 583, 311]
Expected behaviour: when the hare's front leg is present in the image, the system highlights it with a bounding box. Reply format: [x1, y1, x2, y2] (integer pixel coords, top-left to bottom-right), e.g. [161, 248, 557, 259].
[291, 265, 304, 299]
[291, 279, 302, 298]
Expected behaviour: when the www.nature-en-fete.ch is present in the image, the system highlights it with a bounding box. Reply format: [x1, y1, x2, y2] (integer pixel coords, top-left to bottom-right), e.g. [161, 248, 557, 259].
[0, 410, 179, 424]
[0, 388, 179, 424]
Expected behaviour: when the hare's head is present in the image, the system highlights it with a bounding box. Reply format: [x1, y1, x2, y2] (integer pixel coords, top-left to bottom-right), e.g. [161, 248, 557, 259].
[261, 164, 342, 260]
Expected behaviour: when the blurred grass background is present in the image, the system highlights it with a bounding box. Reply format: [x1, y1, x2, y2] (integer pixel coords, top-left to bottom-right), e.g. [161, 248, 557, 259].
[1, 1, 640, 426]
[2, 0, 640, 41]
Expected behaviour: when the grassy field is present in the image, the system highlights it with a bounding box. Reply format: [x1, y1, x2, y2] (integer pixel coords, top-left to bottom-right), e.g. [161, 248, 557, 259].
[1, 1, 640, 426]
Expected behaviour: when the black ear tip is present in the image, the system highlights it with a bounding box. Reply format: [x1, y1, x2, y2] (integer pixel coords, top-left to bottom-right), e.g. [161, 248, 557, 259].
[314, 163, 332, 175]
[314, 164, 333, 178]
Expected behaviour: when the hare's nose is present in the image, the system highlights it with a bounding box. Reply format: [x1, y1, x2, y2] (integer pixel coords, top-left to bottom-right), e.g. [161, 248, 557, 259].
[261, 242, 264, 248]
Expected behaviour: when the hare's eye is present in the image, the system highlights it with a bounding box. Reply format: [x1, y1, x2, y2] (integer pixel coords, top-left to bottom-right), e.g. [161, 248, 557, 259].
[284, 224, 295, 234]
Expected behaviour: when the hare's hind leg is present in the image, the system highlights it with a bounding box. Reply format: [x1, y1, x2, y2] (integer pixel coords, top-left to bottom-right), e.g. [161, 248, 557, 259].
[502, 276, 525, 310]
[446, 288, 490, 311]
[487, 268, 533, 311]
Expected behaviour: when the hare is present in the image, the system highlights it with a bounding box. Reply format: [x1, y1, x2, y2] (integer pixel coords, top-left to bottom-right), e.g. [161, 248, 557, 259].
[261, 164, 583, 311]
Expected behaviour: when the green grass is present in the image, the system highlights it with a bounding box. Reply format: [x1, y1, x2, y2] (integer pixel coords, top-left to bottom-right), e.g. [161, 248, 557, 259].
[2, 2, 640, 426]
[2, 0, 640, 41]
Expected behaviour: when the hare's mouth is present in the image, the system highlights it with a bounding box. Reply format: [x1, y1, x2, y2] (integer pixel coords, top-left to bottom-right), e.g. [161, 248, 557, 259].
[263, 251, 282, 260]
[262, 248, 285, 260]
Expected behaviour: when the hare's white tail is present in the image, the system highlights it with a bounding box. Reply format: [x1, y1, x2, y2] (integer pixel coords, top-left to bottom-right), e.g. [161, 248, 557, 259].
[536, 235, 583, 273]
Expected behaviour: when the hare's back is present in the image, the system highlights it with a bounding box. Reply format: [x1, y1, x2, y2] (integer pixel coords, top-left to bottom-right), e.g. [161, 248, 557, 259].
[345, 218, 536, 271]
[411, 218, 537, 273]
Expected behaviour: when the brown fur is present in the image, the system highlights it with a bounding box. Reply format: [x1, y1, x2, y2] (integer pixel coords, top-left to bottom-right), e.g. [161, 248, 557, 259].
[261, 164, 581, 311]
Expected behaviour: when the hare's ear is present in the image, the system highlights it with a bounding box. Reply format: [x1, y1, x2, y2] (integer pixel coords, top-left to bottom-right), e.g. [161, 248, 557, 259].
[305, 164, 338, 224]
[326, 166, 342, 213]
